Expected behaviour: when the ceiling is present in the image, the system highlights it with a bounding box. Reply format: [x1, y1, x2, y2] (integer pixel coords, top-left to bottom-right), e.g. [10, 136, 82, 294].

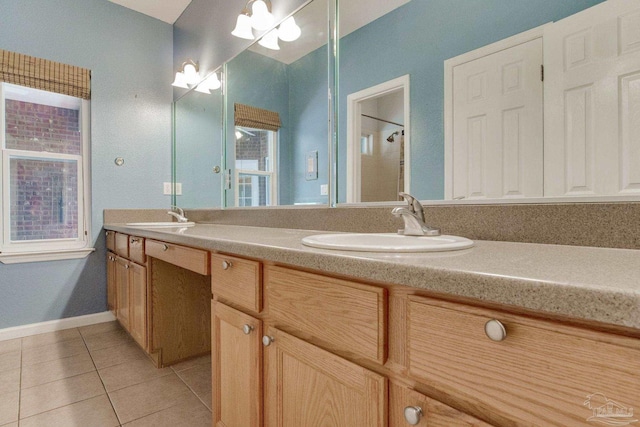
[108, 0, 192, 24]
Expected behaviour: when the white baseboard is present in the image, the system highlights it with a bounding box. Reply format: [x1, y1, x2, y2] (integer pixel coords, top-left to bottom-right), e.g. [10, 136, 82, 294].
[0, 311, 116, 342]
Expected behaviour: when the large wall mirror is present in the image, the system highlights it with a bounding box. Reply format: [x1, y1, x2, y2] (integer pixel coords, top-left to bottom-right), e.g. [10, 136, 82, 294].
[173, 69, 224, 208]
[337, 0, 640, 204]
[225, 0, 331, 207]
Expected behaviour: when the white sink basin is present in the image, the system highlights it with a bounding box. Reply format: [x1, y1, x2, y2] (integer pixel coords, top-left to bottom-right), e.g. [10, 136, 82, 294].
[125, 222, 195, 228]
[301, 233, 474, 253]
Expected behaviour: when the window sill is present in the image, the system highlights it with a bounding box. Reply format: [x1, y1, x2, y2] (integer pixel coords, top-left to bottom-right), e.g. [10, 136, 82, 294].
[0, 248, 95, 264]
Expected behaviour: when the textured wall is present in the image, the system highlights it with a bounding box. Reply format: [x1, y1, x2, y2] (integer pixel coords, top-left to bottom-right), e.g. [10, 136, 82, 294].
[0, 0, 173, 328]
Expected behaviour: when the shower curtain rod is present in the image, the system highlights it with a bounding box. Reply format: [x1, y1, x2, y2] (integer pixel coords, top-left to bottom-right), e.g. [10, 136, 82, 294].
[361, 114, 404, 128]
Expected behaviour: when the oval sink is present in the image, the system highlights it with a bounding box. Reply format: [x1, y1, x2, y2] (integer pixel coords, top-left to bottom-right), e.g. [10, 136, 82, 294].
[301, 233, 474, 253]
[125, 222, 195, 228]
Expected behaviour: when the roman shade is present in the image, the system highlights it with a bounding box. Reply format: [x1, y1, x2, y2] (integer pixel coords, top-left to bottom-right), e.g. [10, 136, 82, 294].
[0, 49, 91, 99]
[234, 103, 281, 131]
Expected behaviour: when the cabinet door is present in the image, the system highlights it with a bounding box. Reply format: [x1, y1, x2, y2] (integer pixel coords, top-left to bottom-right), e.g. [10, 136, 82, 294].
[115, 257, 130, 330]
[390, 383, 492, 427]
[106, 252, 117, 314]
[264, 327, 387, 427]
[128, 262, 147, 349]
[212, 301, 262, 427]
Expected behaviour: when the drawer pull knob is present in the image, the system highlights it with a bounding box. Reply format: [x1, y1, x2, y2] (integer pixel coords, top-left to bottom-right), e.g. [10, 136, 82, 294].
[162, 244, 169, 251]
[485, 319, 507, 342]
[242, 324, 254, 335]
[130, 238, 140, 243]
[262, 335, 274, 346]
[403, 406, 423, 425]
[222, 260, 233, 270]
[124, 264, 130, 269]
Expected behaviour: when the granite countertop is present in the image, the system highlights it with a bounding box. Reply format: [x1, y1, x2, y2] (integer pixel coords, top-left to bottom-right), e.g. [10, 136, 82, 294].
[104, 223, 640, 330]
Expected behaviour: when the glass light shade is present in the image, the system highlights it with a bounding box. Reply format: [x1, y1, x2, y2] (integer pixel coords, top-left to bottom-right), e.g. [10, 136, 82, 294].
[259, 29, 280, 50]
[235, 130, 243, 140]
[183, 63, 199, 85]
[207, 73, 221, 90]
[231, 14, 255, 39]
[171, 72, 189, 89]
[250, 0, 274, 31]
[194, 84, 210, 94]
[278, 16, 301, 42]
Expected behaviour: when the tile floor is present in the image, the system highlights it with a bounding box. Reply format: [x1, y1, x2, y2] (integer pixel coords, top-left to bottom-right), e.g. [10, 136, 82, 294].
[0, 321, 212, 426]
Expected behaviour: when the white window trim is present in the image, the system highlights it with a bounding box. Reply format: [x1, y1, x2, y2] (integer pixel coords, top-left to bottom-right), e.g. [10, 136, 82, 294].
[0, 83, 92, 264]
[234, 128, 278, 206]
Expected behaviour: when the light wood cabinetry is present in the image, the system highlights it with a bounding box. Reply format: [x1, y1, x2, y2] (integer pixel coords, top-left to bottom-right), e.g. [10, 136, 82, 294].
[106, 251, 116, 314]
[114, 254, 147, 349]
[115, 255, 131, 331]
[211, 253, 262, 313]
[115, 232, 129, 257]
[264, 326, 387, 427]
[146, 239, 209, 275]
[211, 300, 262, 427]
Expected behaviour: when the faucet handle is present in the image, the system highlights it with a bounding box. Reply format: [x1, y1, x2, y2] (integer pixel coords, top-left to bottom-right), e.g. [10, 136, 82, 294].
[398, 192, 416, 209]
[170, 205, 184, 216]
[398, 192, 425, 222]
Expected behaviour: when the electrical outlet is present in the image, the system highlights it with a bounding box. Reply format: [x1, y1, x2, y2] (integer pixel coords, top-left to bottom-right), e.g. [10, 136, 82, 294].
[163, 182, 172, 195]
[175, 183, 182, 195]
[320, 184, 328, 195]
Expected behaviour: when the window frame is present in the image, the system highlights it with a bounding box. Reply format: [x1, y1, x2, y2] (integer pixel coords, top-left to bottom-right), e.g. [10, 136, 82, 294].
[234, 127, 278, 207]
[0, 82, 92, 263]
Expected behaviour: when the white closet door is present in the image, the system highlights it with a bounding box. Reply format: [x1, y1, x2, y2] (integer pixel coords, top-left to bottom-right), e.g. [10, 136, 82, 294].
[544, 0, 640, 197]
[452, 38, 543, 200]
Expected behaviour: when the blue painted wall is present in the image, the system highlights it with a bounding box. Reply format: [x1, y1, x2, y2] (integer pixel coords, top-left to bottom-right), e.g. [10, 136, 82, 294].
[0, 0, 173, 328]
[337, 0, 605, 202]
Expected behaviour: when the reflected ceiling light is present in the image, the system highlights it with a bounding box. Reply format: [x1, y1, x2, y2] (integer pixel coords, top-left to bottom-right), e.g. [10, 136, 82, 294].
[195, 72, 222, 94]
[232, 0, 275, 39]
[259, 29, 280, 50]
[172, 60, 199, 88]
[277, 16, 301, 42]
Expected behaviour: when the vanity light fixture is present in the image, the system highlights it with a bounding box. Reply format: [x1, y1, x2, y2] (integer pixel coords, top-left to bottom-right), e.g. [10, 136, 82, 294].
[172, 60, 200, 88]
[232, 0, 275, 39]
[195, 72, 221, 94]
[259, 29, 280, 50]
[277, 16, 301, 42]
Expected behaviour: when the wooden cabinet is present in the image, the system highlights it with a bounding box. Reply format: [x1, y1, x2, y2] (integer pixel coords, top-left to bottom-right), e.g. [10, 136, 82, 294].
[211, 253, 262, 313]
[211, 301, 262, 427]
[390, 383, 491, 427]
[115, 256, 130, 331]
[264, 327, 387, 427]
[106, 251, 117, 314]
[114, 255, 147, 349]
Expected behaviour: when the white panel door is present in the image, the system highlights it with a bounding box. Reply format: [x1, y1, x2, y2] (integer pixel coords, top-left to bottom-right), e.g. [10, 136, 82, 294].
[544, 0, 640, 197]
[452, 38, 543, 200]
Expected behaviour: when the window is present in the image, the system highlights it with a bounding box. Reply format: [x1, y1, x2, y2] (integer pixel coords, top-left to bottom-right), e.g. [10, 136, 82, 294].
[234, 127, 277, 206]
[0, 83, 91, 263]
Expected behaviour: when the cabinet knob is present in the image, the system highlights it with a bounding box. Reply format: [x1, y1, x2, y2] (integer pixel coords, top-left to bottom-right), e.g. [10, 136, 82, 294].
[403, 406, 423, 425]
[162, 244, 169, 251]
[262, 335, 274, 346]
[484, 319, 507, 342]
[130, 237, 140, 243]
[124, 264, 130, 269]
[242, 324, 254, 335]
[222, 260, 232, 270]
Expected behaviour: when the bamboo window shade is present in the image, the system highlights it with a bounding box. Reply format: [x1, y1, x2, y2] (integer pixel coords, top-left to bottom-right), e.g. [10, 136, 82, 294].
[0, 49, 91, 99]
[234, 103, 281, 131]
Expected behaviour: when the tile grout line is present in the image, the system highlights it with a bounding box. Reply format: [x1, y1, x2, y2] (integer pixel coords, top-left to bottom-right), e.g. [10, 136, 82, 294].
[173, 365, 212, 412]
[79, 327, 123, 427]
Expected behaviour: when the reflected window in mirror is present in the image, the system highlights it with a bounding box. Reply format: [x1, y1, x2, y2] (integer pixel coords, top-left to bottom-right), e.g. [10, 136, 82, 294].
[235, 126, 277, 206]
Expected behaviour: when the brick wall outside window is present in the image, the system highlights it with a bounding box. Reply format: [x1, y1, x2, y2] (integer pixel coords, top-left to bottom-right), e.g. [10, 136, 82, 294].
[5, 100, 81, 241]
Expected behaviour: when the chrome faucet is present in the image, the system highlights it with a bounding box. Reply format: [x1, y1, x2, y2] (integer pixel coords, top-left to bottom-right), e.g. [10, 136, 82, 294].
[392, 192, 440, 236]
[167, 206, 189, 223]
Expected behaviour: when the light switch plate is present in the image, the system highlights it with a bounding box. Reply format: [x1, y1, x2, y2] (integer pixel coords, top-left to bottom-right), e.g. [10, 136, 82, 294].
[320, 184, 328, 195]
[163, 182, 172, 195]
[305, 150, 318, 181]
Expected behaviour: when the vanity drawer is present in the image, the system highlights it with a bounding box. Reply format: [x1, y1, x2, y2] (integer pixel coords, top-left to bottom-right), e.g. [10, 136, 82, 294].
[128, 235, 145, 264]
[146, 240, 210, 275]
[105, 230, 116, 251]
[265, 265, 387, 364]
[115, 233, 129, 258]
[407, 296, 640, 426]
[211, 253, 262, 313]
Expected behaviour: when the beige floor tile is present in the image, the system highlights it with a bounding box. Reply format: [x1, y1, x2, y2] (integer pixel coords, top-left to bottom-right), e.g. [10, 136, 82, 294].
[122, 391, 211, 427]
[89, 340, 149, 370]
[0, 369, 20, 395]
[109, 373, 192, 424]
[0, 339, 20, 355]
[79, 321, 122, 338]
[0, 391, 19, 425]
[0, 351, 20, 373]
[175, 363, 211, 405]
[0, 422, 18, 427]
[19, 395, 119, 427]
[19, 371, 105, 419]
[170, 354, 211, 373]
[83, 328, 134, 352]
[21, 328, 81, 349]
[99, 357, 172, 392]
[21, 338, 88, 366]
[21, 351, 96, 389]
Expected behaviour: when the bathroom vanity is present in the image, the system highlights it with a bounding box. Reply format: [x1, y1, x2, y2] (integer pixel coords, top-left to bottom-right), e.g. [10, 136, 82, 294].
[103, 221, 640, 426]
